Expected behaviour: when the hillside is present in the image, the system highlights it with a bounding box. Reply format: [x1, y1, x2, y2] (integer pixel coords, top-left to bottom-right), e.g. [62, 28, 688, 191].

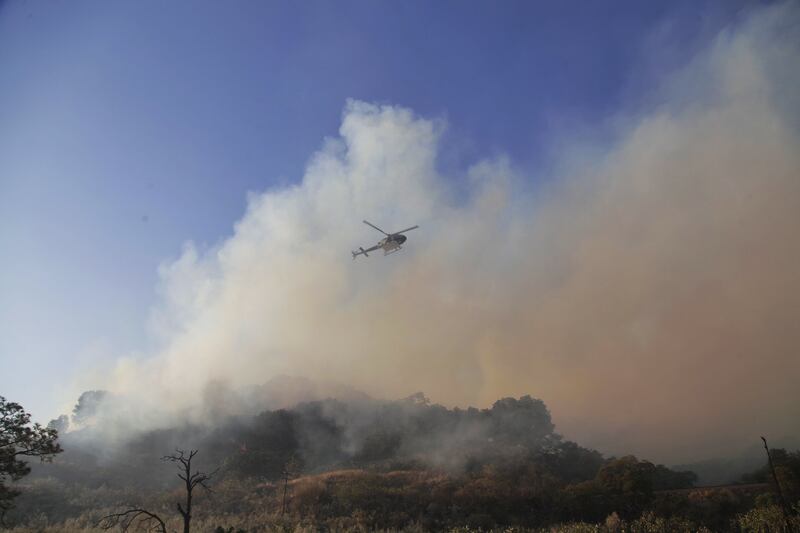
[6, 384, 797, 531]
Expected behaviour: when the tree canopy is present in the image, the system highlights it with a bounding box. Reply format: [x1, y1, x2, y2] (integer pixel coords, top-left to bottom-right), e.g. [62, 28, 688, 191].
[0, 396, 62, 517]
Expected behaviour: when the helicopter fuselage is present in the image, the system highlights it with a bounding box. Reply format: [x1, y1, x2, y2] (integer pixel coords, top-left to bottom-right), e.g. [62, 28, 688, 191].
[380, 234, 407, 249]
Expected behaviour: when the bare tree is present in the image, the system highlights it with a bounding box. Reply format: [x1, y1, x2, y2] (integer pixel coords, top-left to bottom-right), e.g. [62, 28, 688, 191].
[761, 436, 796, 533]
[280, 454, 301, 516]
[97, 509, 167, 533]
[162, 449, 217, 533]
[98, 449, 216, 533]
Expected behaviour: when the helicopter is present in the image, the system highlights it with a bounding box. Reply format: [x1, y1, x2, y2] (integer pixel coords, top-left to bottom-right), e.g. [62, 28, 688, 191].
[352, 220, 419, 259]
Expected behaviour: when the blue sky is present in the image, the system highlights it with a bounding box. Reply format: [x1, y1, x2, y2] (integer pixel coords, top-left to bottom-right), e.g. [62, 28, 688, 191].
[0, 0, 759, 421]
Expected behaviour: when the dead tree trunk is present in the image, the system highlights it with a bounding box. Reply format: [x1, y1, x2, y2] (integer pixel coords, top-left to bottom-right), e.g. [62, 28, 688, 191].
[281, 471, 289, 516]
[99, 449, 216, 533]
[280, 454, 300, 516]
[761, 436, 795, 533]
[163, 449, 217, 533]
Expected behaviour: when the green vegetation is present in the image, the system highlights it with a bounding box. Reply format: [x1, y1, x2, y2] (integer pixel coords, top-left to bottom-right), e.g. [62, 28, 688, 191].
[0, 396, 62, 522]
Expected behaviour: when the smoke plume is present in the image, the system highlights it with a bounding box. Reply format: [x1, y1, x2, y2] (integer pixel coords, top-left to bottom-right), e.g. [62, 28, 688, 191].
[86, 4, 799, 463]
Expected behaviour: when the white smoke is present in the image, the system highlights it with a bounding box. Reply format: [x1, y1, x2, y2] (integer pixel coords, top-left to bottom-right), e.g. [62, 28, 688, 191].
[82, 3, 800, 463]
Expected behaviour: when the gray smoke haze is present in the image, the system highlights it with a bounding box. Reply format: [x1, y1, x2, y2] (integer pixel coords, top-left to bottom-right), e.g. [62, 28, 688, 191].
[75, 4, 800, 463]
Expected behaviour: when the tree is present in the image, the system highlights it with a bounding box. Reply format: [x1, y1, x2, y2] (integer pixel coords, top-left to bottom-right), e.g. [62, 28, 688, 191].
[163, 449, 217, 533]
[99, 449, 217, 533]
[652, 463, 697, 490]
[595, 456, 656, 496]
[71, 390, 108, 427]
[557, 456, 661, 522]
[280, 454, 301, 516]
[760, 437, 797, 533]
[489, 395, 556, 448]
[0, 396, 63, 520]
[46, 415, 69, 434]
[97, 508, 167, 533]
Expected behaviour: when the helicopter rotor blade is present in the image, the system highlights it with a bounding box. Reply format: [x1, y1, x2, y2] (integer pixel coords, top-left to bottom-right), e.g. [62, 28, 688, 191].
[363, 220, 389, 235]
[393, 225, 419, 235]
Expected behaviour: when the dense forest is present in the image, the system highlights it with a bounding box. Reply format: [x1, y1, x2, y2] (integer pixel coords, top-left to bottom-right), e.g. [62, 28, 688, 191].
[3, 381, 799, 532]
